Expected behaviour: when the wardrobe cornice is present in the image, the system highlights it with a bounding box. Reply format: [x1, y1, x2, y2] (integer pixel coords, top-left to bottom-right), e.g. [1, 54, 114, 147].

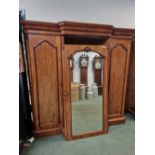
[21, 20, 135, 38]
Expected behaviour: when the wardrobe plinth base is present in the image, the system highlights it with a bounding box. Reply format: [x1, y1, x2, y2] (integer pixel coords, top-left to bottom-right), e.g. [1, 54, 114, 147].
[33, 127, 62, 138]
[108, 115, 126, 125]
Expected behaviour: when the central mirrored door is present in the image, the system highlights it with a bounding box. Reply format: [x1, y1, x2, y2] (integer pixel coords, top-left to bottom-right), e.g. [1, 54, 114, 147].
[62, 45, 109, 140]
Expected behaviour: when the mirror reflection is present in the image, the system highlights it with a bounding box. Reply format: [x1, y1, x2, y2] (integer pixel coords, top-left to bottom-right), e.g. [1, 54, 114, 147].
[70, 51, 104, 135]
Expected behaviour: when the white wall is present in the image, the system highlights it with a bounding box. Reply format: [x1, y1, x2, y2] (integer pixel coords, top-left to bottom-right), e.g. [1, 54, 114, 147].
[19, 0, 135, 28]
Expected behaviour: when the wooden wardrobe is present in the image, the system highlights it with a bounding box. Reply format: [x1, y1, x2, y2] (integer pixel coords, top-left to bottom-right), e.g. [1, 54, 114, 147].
[21, 20, 135, 137]
[125, 37, 135, 114]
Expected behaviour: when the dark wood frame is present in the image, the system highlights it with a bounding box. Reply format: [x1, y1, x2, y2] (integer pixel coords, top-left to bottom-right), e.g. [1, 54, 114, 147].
[93, 55, 103, 95]
[62, 45, 109, 140]
[79, 53, 89, 85]
[93, 55, 103, 70]
[79, 53, 89, 68]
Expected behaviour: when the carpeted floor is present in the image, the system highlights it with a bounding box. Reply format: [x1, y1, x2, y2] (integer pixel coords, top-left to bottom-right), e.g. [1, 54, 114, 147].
[21, 113, 135, 155]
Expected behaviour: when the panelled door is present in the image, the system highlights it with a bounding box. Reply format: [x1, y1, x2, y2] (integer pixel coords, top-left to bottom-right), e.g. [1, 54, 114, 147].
[27, 34, 63, 135]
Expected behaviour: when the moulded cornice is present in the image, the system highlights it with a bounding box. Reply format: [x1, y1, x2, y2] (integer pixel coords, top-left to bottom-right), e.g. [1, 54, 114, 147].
[21, 20, 135, 38]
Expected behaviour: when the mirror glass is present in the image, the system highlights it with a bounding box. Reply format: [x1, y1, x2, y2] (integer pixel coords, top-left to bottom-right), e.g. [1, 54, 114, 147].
[70, 51, 104, 136]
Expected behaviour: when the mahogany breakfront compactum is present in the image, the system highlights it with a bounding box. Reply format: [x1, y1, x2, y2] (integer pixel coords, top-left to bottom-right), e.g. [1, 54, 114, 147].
[21, 20, 135, 140]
